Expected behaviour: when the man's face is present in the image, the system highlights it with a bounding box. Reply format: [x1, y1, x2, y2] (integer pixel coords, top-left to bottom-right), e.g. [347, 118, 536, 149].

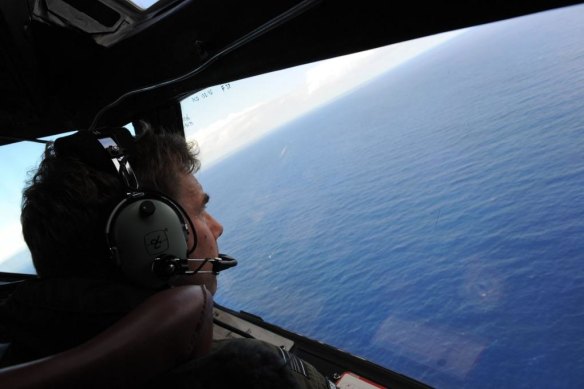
[172, 173, 223, 294]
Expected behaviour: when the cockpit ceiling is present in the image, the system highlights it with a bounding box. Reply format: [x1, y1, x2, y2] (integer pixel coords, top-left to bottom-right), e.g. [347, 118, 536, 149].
[0, 0, 582, 144]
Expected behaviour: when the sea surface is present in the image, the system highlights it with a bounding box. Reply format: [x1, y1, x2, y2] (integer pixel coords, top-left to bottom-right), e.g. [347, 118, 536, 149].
[199, 6, 584, 389]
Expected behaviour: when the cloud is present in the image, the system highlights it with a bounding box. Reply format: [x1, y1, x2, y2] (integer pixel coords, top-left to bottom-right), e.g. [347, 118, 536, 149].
[187, 102, 278, 167]
[306, 50, 376, 95]
[188, 87, 324, 168]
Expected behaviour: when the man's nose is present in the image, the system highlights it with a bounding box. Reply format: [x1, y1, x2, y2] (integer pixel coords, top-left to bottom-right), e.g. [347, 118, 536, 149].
[207, 213, 223, 239]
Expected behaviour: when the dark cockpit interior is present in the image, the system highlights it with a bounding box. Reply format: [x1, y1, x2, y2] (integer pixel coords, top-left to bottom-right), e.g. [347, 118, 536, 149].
[1, 0, 581, 143]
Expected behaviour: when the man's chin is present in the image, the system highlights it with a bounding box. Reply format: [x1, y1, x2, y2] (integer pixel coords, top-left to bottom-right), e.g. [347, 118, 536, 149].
[170, 273, 217, 295]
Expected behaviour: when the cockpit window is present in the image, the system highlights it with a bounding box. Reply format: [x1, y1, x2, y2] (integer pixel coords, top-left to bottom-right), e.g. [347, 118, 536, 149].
[0, 125, 138, 275]
[0, 126, 138, 276]
[0, 141, 45, 274]
[181, 4, 584, 388]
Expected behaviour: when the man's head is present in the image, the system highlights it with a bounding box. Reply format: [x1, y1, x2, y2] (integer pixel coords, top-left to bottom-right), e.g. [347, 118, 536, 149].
[21, 126, 222, 291]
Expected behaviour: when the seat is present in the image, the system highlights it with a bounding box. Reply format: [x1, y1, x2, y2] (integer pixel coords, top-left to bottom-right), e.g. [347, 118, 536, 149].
[0, 284, 213, 388]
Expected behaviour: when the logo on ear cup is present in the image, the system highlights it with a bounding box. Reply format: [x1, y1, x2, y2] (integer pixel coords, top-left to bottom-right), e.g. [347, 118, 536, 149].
[145, 229, 169, 254]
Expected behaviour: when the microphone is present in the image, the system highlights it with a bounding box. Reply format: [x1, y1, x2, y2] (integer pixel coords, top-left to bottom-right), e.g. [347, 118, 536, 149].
[151, 254, 238, 278]
[186, 254, 238, 274]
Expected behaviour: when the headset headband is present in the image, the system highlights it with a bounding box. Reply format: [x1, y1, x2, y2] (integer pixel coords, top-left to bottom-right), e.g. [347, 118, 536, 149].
[54, 128, 138, 189]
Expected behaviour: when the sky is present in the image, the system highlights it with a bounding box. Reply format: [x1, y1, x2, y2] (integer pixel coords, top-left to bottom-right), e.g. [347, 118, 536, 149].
[0, 142, 46, 265]
[127, 0, 160, 10]
[0, 28, 466, 267]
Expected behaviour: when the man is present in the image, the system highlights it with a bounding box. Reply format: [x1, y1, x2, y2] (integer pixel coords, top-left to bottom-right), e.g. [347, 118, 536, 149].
[0, 125, 332, 388]
[0, 125, 218, 365]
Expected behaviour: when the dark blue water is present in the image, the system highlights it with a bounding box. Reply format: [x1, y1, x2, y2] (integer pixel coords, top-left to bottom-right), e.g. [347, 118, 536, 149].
[200, 6, 584, 388]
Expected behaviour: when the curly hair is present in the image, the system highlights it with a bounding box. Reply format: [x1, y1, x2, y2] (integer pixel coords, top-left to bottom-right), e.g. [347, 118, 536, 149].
[21, 127, 199, 278]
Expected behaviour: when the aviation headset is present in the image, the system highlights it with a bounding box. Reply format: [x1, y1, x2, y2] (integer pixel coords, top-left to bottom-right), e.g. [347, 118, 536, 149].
[54, 128, 236, 288]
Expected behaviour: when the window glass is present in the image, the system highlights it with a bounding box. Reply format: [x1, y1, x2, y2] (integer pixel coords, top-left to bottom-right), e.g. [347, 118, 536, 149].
[187, 5, 584, 388]
[0, 141, 46, 274]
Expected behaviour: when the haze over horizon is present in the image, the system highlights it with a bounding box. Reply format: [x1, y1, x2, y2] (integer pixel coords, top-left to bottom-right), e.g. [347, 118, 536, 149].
[182, 29, 466, 169]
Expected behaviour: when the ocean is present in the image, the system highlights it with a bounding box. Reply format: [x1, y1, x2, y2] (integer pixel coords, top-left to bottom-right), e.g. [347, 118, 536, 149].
[199, 5, 584, 389]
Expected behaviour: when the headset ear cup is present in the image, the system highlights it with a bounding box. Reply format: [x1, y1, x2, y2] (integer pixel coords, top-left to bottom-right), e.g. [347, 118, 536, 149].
[107, 195, 188, 288]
